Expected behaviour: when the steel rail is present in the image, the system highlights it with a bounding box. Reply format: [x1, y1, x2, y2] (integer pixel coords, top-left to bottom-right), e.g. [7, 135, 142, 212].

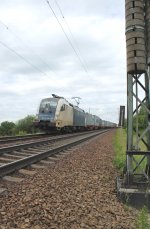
[0, 130, 102, 155]
[0, 129, 107, 144]
[0, 133, 47, 144]
[0, 130, 108, 177]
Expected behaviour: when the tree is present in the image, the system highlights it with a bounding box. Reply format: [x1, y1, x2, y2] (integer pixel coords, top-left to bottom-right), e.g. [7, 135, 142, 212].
[0, 121, 16, 136]
[15, 115, 37, 134]
[133, 105, 147, 130]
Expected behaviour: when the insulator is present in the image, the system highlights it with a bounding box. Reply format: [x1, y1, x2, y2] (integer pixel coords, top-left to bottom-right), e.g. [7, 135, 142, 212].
[145, 0, 150, 65]
[125, 0, 146, 73]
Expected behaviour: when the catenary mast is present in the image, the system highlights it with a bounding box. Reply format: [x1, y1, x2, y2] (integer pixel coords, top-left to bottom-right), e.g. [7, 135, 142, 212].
[118, 0, 150, 207]
[125, 0, 149, 181]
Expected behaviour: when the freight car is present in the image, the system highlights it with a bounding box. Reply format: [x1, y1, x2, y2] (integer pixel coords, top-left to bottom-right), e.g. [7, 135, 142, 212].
[34, 94, 116, 132]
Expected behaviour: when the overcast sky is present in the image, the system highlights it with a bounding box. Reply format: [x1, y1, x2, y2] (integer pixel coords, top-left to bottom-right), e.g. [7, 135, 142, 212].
[0, 0, 126, 124]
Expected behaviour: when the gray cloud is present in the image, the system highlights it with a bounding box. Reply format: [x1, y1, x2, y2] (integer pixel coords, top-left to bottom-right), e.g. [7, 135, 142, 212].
[0, 0, 126, 124]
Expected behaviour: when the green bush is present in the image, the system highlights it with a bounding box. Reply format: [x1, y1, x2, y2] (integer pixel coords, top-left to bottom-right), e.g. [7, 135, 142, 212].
[0, 115, 38, 136]
[17, 130, 27, 136]
[15, 115, 37, 135]
[0, 121, 16, 136]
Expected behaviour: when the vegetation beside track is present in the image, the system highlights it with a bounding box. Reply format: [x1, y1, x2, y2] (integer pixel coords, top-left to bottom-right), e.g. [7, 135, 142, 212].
[113, 128, 126, 171]
[0, 115, 39, 136]
[136, 207, 150, 229]
[113, 128, 150, 229]
[113, 127, 147, 171]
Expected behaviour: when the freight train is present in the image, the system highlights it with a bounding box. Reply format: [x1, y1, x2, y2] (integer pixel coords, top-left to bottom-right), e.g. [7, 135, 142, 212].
[34, 94, 116, 132]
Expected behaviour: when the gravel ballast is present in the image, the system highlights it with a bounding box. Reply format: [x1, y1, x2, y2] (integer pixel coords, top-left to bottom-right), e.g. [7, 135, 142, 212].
[0, 130, 136, 229]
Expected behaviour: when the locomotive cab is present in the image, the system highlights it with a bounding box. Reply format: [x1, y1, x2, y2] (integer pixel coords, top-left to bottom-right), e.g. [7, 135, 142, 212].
[35, 97, 59, 131]
[35, 95, 73, 131]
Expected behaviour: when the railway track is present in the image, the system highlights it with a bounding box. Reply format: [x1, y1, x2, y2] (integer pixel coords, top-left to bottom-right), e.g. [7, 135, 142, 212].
[0, 130, 98, 152]
[0, 130, 100, 148]
[0, 130, 100, 146]
[0, 130, 108, 177]
[0, 133, 48, 145]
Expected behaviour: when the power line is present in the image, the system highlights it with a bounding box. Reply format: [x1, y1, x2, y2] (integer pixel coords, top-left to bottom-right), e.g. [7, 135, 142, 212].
[45, 0, 89, 75]
[0, 20, 8, 29]
[53, 0, 89, 74]
[53, 0, 64, 19]
[0, 40, 47, 76]
[0, 19, 55, 74]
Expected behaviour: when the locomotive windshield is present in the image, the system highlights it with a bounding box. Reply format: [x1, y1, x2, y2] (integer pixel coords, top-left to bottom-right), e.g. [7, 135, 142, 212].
[39, 98, 58, 114]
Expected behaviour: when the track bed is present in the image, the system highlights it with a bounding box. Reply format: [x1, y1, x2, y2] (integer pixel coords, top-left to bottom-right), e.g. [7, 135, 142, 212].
[0, 130, 136, 229]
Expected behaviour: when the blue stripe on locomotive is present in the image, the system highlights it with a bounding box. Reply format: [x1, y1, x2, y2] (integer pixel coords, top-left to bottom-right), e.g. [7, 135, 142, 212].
[38, 112, 55, 121]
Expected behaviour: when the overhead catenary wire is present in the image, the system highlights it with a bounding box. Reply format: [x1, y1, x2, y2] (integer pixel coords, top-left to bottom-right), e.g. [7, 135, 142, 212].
[45, 0, 89, 75]
[0, 40, 47, 76]
[0, 20, 55, 75]
[0, 4, 89, 76]
[53, 0, 89, 74]
[0, 20, 8, 29]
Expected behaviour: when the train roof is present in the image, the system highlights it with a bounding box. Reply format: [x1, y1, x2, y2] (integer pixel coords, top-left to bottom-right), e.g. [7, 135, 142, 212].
[52, 94, 64, 99]
[73, 106, 85, 112]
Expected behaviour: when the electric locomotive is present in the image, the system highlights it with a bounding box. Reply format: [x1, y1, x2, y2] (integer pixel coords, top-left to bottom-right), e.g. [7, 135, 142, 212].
[34, 94, 86, 132]
[34, 94, 117, 132]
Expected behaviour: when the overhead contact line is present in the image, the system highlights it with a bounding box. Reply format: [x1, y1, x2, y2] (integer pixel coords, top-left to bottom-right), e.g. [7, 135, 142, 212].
[45, 0, 89, 75]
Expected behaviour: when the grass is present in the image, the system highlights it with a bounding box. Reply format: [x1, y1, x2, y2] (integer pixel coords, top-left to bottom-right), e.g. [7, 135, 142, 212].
[113, 128, 150, 229]
[113, 128, 148, 172]
[136, 206, 150, 229]
[113, 128, 126, 172]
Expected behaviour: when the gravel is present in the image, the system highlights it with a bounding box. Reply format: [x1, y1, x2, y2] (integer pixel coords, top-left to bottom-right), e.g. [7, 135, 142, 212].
[0, 130, 136, 229]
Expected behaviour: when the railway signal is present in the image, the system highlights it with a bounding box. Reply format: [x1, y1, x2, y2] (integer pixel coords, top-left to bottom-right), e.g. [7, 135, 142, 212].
[118, 106, 125, 127]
